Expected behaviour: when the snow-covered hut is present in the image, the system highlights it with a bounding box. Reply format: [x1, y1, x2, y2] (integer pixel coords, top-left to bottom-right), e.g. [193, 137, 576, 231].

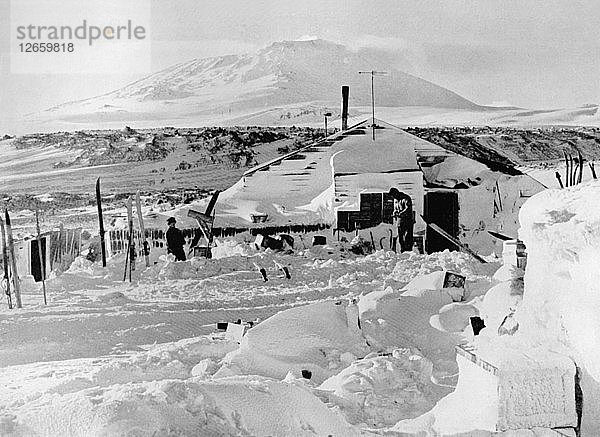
[195, 119, 545, 254]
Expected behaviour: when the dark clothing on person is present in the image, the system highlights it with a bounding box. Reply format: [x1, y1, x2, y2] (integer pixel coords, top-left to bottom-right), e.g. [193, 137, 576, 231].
[166, 225, 187, 261]
[399, 199, 414, 252]
[392, 196, 414, 252]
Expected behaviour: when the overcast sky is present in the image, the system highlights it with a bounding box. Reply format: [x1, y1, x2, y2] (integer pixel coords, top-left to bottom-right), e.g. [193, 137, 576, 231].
[1, 0, 599, 131]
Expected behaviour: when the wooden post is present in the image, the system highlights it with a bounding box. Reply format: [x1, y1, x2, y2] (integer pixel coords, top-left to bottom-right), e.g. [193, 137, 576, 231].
[0, 217, 12, 309]
[136, 191, 150, 267]
[57, 223, 64, 266]
[35, 209, 47, 305]
[564, 152, 570, 187]
[5, 210, 22, 308]
[590, 162, 597, 180]
[555, 172, 564, 189]
[124, 196, 134, 281]
[96, 178, 107, 267]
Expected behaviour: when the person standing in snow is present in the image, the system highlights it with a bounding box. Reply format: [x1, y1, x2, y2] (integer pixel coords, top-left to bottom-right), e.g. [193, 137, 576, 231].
[389, 189, 414, 252]
[398, 195, 414, 252]
[166, 217, 187, 261]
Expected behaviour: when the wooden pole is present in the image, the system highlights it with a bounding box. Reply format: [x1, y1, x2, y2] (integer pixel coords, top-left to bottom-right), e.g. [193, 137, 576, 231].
[96, 178, 107, 267]
[564, 152, 570, 187]
[578, 151, 584, 184]
[590, 162, 597, 180]
[77, 229, 82, 257]
[58, 223, 64, 266]
[123, 238, 130, 282]
[136, 191, 150, 267]
[127, 196, 134, 281]
[35, 209, 47, 305]
[5, 210, 22, 308]
[0, 217, 12, 309]
[555, 172, 564, 189]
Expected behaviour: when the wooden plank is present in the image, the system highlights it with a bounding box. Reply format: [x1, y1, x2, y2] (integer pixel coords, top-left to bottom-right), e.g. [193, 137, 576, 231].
[421, 215, 487, 263]
[488, 230, 515, 241]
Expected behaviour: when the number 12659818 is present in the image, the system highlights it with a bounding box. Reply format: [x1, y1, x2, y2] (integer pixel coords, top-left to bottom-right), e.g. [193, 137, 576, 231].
[19, 42, 74, 53]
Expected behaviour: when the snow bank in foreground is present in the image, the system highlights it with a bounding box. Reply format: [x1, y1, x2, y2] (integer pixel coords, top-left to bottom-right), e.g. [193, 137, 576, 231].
[396, 182, 600, 436]
[515, 181, 600, 434]
[517, 182, 600, 378]
[4, 376, 359, 437]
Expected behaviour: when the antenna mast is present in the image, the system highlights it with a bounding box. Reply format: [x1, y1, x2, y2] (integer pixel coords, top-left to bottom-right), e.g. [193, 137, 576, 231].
[358, 70, 388, 141]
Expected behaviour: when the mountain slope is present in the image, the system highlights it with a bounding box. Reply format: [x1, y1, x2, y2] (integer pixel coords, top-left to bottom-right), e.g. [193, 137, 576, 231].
[39, 39, 480, 124]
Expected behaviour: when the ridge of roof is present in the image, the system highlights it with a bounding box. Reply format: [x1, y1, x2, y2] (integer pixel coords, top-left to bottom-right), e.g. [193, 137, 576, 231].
[242, 119, 369, 177]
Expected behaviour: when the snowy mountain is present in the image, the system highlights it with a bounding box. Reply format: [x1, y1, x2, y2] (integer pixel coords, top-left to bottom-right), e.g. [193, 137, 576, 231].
[36, 39, 481, 125]
[26, 39, 600, 132]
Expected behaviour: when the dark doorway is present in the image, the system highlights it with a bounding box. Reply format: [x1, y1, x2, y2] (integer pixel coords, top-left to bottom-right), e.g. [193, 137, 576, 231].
[424, 191, 459, 253]
[31, 238, 47, 282]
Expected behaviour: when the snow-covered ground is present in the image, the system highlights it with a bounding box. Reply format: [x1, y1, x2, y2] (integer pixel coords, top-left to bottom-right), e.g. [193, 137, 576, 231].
[4, 180, 600, 436]
[1, 234, 498, 436]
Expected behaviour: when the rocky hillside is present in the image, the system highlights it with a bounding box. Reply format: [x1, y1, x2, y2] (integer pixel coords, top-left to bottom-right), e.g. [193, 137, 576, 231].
[407, 125, 600, 168]
[13, 126, 325, 170]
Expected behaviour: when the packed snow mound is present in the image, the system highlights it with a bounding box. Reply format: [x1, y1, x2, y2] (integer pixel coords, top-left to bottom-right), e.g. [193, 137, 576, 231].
[218, 300, 370, 384]
[425, 156, 490, 188]
[211, 238, 256, 259]
[392, 349, 498, 435]
[430, 302, 479, 333]
[4, 376, 359, 437]
[475, 280, 523, 337]
[52, 253, 155, 294]
[516, 181, 600, 380]
[400, 270, 469, 303]
[318, 348, 437, 428]
[401, 270, 447, 293]
[0, 335, 241, 437]
[386, 250, 491, 284]
[359, 287, 465, 380]
[96, 291, 132, 305]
